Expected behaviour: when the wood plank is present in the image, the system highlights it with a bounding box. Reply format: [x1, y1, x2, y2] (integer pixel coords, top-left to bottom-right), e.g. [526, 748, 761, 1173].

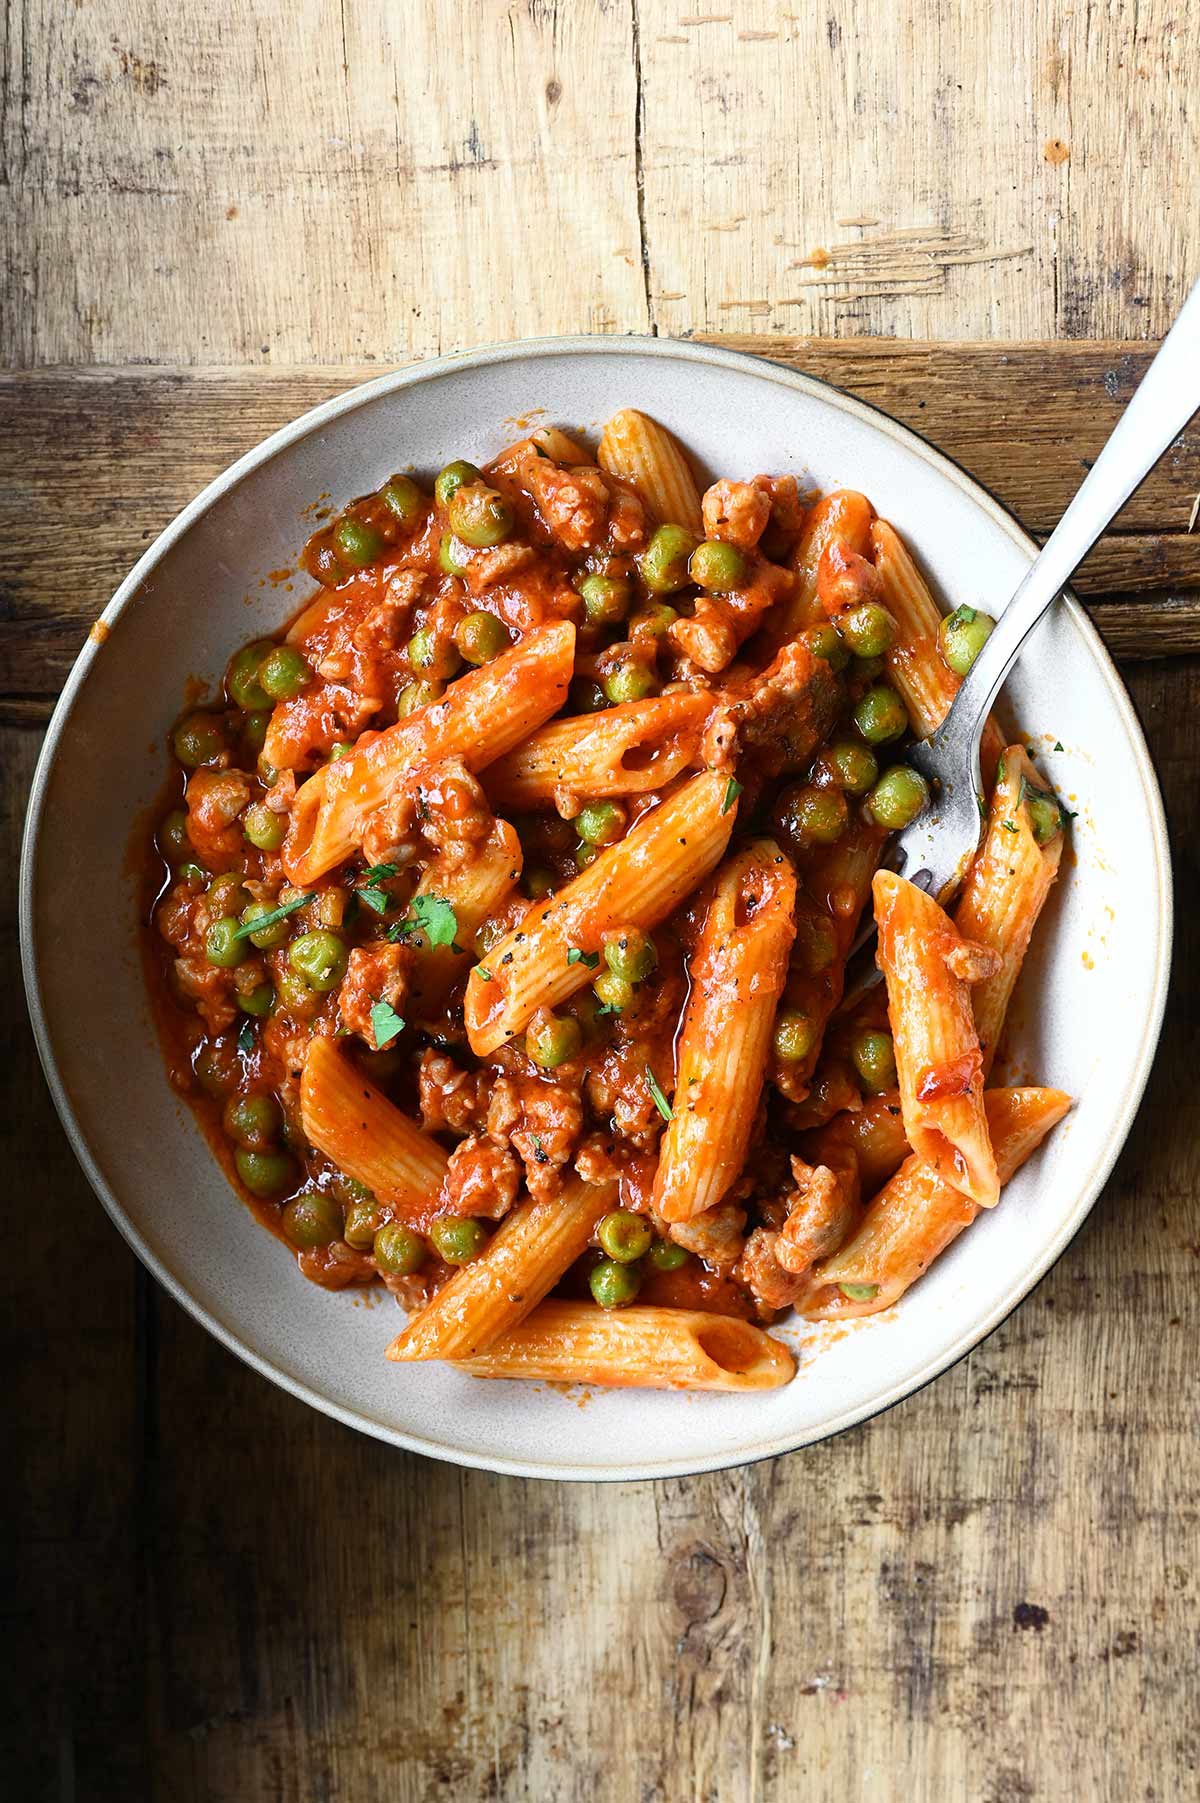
[4, 2, 1195, 369]
[2, 347, 1198, 713]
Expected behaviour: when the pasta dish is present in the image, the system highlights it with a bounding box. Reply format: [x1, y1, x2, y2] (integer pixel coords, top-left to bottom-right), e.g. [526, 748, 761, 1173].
[145, 410, 1069, 1392]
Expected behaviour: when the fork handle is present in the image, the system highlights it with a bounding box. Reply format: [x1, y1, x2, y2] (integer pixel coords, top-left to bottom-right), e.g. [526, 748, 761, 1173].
[937, 279, 1200, 776]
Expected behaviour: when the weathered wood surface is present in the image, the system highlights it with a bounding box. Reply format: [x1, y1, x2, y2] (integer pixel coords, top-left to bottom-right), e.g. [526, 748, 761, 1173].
[2, 0, 1196, 366]
[2, 343, 1198, 721]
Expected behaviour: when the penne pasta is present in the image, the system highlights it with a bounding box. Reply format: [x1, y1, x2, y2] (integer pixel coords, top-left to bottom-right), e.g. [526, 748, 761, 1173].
[282, 621, 575, 885]
[484, 692, 710, 809]
[655, 841, 797, 1222]
[407, 819, 523, 1014]
[450, 1301, 796, 1391]
[802, 1085, 1070, 1317]
[954, 745, 1065, 1074]
[870, 519, 1005, 777]
[386, 1179, 618, 1362]
[598, 409, 704, 531]
[301, 1038, 448, 1218]
[464, 770, 737, 1057]
[873, 869, 1000, 1208]
[766, 488, 875, 648]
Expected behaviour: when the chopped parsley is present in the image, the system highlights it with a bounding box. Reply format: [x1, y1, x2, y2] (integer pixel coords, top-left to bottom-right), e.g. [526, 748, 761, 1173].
[722, 776, 743, 814]
[1054, 741, 1064, 753]
[369, 999, 406, 1049]
[236, 1016, 256, 1054]
[231, 892, 313, 940]
[1002, 820, 1018, 834]
[645, 1064, 673, 1122]
[361, 863, 399, 884]
[388, 893, 458, 948]
[473, 964, 493, 982]
[595, 1002, 620, 1016]
[356, 885, 390, 915]
[567, 947, 600, 969]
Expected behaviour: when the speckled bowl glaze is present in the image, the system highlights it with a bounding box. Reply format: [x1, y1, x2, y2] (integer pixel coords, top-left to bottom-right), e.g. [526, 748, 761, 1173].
[21, 338, 1172, 1480]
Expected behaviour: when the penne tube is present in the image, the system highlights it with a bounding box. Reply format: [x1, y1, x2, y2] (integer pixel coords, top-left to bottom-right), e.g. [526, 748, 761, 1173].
[954, 745, 1065, 1074]
[597, 409, 704, 531]
[386, 1179, 618, 1362]
[800, 1090, 910, 1197]
[408, 819, 523, 1013]
[484, 692, 710, 809]
[449, 1301, 796, 1391]
[464, 770, 737, 1057]
[301, 1038, 447, 1219]
[870, 519, 1005, 777]
[655, 841, 796, 1222]
[531, 424, 593, 463]
[873, 870, 1000, 1208]
[766, 488, 875, 648]
[802, 1085, 1070, 1317]
[485, 426, 595, 487]
[282, 621, 575, 885]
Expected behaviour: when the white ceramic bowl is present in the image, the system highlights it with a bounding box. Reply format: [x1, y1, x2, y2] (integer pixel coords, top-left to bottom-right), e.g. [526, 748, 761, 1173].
[21, 338, 1171, 1481]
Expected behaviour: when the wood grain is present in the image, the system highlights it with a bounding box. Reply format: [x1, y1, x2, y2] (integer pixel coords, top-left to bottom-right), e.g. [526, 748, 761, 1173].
[3, 2, 1197, 370]
[2, 344, 1198, 720]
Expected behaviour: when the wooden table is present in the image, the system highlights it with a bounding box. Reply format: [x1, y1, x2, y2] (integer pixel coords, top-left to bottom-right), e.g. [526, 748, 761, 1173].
[5, 7, 1198, 1798]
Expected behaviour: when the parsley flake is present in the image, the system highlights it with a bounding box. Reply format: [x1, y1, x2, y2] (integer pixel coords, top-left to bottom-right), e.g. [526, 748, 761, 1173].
[473, 964, 493, 982]
[357, 886, 390, 916]
[567, 947, 600, 969]
[231, 893, 313, 940]
[722, 776, 742, 814]
[1002, 820, 1018, 834]
[595, 1002, 620, 1016]
[394, 893, 459, 948]
[1053, 741, 1064, 753]
[236, 1016, 256, 1054]
[645, 1065, 673, 1122]
[361, 862, 399, 885]
[369, 999, 406, 1049]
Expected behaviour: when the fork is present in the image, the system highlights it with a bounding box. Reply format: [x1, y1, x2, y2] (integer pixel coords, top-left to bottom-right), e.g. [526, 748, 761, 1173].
[841, 278, 1200, 1003]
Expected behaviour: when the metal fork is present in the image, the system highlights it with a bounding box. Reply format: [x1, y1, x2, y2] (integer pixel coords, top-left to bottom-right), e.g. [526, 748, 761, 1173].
[842, 278, 1200, 1002]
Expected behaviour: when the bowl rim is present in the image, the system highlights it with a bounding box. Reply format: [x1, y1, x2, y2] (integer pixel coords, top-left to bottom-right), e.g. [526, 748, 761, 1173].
[19, 333, 1174, 1482]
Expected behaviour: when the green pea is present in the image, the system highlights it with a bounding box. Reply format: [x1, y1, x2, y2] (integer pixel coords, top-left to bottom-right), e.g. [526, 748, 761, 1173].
[274, 965, 315, 1011]
[575, 800, 626, 846]
[852, 653, 887, 683]
[869, 765, 930, 830]
[827, 740, 879, 795]
[454, 610, 509, 665]
[438, 532, 470, 577]
[328, 741, 353, 761]
[773, 1008, 819, 1062]
[194, 1038, 239, 1097]
[396, 678, 445, 717]
[281, 1189, 342, 1244]
[258, 758, 279, 787]
[237, 982, 275, 1017]
[688, 538, 747, 593]
[179, 862, 208, 887]
[603, 660, 657, 705]
[794, 912, 837, 973]
[157, 809, 192, 863]
[379, 473, 423, 525]
[809, 624, 851, 673]
[526, 1010, 582, 1069]
[207, 873, 252, 916]
[589, 1257, 643, 1308]
[579, 573, 632, 625]
[227, 640, 275, 710]
[343, 1198, 382, 1248]
[524, 865, 556, 901]
[434, 460, 482, 509]
[429, 1216, 489, 1265]
[778, 783, 848, 847]
[238, 1147, 299, 1199]
[646, 1238, 689, 1273]
[173, 712, 228, 770]
[258, 646, 313, 702]
[603, 928, 656, 984]
[628, 602, 678, 639]
[241, 709, 271, 758]
[288, 930, 348, 993]
[374, 1220, 428, 1274]
[242, 800, 287, 851]
[448, 483, 513, 548]
[938, 605, 996, 677]
[640, 524, 700, 594]
[569, 677, 608, 714]
[851, 1029, 897, 1094]
[333, 516, 385, 568]
[839, 1282, 879, 1302]
[303, 534, 346, 588]
[598, 1210, 653, 1264]
[840, 603, 897, 659]
[852, 684, 909, 745]
[408, 626, 461, 680]
[222, 1091, 283, 1151]
[593, 969, 634, 1013]
[238, 899, 288, 950]
[206, 916, 247, 968]
[332, 1172, 374, 1207]
[1027, 793, 1064, 846]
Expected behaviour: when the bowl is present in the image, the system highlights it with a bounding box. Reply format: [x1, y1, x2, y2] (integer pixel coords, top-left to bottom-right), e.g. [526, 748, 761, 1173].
[20, 337, 1172, 1480]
